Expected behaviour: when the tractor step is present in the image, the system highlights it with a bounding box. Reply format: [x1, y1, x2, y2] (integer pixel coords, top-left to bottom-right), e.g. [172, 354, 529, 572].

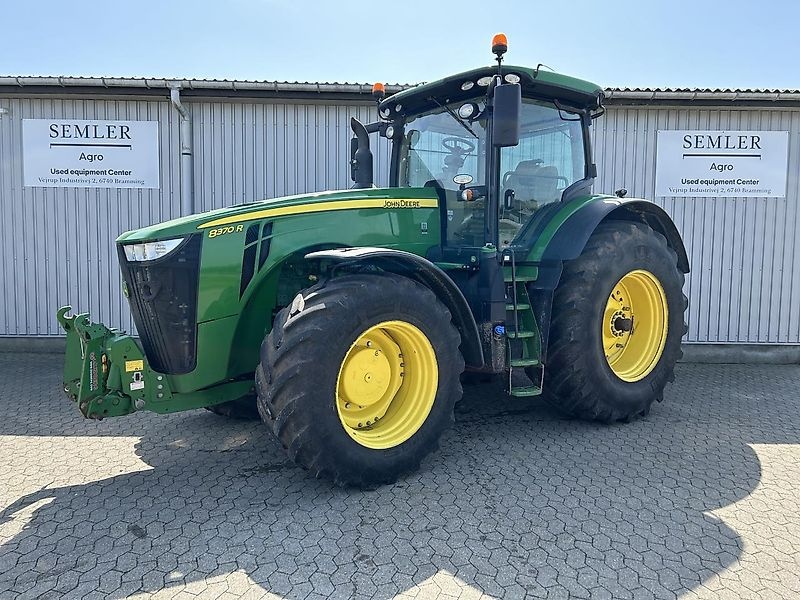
[509, 385, 542, 397]
[506, 330, 536, 339]
[503, 275, 536, 283]
[509, 357, 540, 367]
[505, 303, 531, 311]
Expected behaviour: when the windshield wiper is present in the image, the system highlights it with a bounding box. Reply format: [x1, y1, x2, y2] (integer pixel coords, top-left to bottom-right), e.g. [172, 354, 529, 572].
[430, 97, 478, 139]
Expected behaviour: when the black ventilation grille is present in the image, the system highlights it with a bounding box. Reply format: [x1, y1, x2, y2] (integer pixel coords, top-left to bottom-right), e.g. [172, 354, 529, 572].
[118, 234, 202, 374]
[240, 222, 273, 297]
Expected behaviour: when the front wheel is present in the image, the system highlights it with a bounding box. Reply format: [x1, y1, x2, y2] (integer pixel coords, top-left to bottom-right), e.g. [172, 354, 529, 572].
[256, 273, 464, 487]
[542, 221, 687, 422]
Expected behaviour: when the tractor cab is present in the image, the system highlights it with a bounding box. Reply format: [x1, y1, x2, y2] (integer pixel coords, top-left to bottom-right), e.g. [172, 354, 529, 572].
[358, 36, 605, 256]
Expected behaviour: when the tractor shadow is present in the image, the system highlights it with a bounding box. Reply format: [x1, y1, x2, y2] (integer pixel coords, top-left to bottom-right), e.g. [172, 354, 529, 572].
[1, 357, 797, 598]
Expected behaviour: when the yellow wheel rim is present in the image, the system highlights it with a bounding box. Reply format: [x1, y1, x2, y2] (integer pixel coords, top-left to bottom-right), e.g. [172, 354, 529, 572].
[603, 269, 668, 382]
[335, 320, 438, 449]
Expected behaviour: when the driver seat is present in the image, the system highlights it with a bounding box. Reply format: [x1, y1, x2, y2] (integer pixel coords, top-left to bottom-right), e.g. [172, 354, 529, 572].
[505, 160, 561, 211]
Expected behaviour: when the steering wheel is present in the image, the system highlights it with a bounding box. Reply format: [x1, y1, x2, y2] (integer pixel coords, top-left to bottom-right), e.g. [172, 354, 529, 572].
[442, 137, 476, 154]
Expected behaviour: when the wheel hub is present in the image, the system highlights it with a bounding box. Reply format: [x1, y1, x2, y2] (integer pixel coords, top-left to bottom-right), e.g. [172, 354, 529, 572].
[335, 321, 438, 448]
[602, 270, 668, 382]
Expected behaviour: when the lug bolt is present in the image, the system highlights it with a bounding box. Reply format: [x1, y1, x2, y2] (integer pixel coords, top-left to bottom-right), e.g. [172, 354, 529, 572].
[366, 341, 372, 347]
[358, 422, 363, 428]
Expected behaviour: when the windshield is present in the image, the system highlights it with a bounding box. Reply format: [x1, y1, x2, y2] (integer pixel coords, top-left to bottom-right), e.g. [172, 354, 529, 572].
[397, 103, 487, 189]
[396, 102, 488, 246]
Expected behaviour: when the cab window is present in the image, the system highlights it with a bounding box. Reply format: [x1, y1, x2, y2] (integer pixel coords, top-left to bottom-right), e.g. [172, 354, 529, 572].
[397, 104, 488, 248]
[498, 99, 586, 246]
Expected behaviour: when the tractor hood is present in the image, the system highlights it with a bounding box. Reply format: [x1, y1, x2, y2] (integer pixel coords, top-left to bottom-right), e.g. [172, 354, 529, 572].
[116, 187, 440, 243]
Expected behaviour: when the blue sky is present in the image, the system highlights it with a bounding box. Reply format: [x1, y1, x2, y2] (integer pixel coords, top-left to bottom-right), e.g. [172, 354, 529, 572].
[2, 0, 797, 89]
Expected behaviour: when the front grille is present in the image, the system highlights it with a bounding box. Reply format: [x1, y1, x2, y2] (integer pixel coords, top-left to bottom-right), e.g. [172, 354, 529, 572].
[117, 234, 202, 374]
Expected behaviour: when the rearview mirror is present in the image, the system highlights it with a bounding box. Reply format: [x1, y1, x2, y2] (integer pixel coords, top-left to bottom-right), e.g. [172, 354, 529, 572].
[492, 83, 521, 147]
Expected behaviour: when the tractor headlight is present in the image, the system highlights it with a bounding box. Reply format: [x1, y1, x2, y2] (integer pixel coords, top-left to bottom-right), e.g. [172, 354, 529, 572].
[458, 103, 477, 119]
[123, 238, 185, 262]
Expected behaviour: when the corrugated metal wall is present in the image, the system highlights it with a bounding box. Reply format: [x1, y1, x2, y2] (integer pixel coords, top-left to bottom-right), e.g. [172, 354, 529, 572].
[1, 92, 798, 344]
[592, 107, 800, 344]
[0, 96, 388, 336]
[0, 96, 181, 336]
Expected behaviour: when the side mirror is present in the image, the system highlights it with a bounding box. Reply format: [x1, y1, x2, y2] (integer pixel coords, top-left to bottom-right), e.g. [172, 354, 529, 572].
[492, 82, 521, 147]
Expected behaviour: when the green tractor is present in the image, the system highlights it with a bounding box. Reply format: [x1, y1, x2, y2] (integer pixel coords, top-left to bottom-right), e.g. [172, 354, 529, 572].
[58, 36, 688, 487]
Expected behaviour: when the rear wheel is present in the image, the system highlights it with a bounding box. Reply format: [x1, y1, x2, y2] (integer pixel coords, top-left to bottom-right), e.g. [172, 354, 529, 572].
[542, 221, 687, 422]
[256, 273, 464, 487]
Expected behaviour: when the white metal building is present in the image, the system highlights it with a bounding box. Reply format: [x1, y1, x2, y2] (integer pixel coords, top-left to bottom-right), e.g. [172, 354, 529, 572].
[1, 77, 798, 356]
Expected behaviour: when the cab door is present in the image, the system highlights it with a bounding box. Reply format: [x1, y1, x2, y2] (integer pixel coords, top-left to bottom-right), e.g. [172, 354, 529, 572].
[498, 99, 587, 248]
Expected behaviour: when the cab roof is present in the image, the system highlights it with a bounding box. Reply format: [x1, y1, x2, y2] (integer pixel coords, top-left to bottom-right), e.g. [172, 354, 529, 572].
[380, 65, 604, 116]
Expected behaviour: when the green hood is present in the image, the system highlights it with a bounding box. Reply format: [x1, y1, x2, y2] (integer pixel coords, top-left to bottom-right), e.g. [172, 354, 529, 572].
[116, 187, 439, 243]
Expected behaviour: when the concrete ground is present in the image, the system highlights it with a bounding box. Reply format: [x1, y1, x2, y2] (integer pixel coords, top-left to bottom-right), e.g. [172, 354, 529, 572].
[1, 354, 799, 599]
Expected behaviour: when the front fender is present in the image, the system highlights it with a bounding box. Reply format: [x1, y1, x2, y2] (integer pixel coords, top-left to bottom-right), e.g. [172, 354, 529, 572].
[306, 247, 484, 368]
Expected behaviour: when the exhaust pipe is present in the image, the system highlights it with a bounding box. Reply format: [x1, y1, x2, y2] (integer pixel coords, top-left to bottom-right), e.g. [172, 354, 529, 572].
[350, 117, 373, 189]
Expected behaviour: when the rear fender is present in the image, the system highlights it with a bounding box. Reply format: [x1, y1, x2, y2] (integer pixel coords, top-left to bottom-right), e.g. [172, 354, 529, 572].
[537, 197, 690, 275]
[519, 197, 689, 363]
[306, 247, 484, 368]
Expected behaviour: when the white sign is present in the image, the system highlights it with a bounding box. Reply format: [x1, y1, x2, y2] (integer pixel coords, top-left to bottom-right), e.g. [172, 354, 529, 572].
[23, 119, 160, 188]
[655, 130, 788, 198]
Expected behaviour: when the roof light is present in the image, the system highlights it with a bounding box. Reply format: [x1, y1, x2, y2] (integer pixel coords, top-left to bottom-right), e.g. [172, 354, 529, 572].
[458, 103, 476, 119]
[372, 82, 386, 101]
[461, 81, 475, 91]
[491, 33, 508, 57]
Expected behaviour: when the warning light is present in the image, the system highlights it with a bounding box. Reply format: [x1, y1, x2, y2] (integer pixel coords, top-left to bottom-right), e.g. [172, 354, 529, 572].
[492, 33, 508, 57]
[372, 82, 386, 101]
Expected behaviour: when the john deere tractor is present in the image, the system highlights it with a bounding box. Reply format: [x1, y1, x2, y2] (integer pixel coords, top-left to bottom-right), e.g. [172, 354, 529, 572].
[58, 35, 688, 487]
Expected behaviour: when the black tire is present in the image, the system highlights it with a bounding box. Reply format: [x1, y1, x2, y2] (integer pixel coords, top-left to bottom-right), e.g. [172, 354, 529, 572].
[205, 395, 260, 420]
[255, 273, 464, 487]
[541, 221, 687, 422]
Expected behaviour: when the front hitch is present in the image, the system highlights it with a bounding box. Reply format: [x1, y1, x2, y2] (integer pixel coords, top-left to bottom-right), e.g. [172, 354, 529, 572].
[57, 306, 172, 419]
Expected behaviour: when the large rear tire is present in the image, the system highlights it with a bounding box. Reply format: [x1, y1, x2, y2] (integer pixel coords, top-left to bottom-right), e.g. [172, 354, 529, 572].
[256, 273, 464, 487]
[542, 221, 687, 422]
